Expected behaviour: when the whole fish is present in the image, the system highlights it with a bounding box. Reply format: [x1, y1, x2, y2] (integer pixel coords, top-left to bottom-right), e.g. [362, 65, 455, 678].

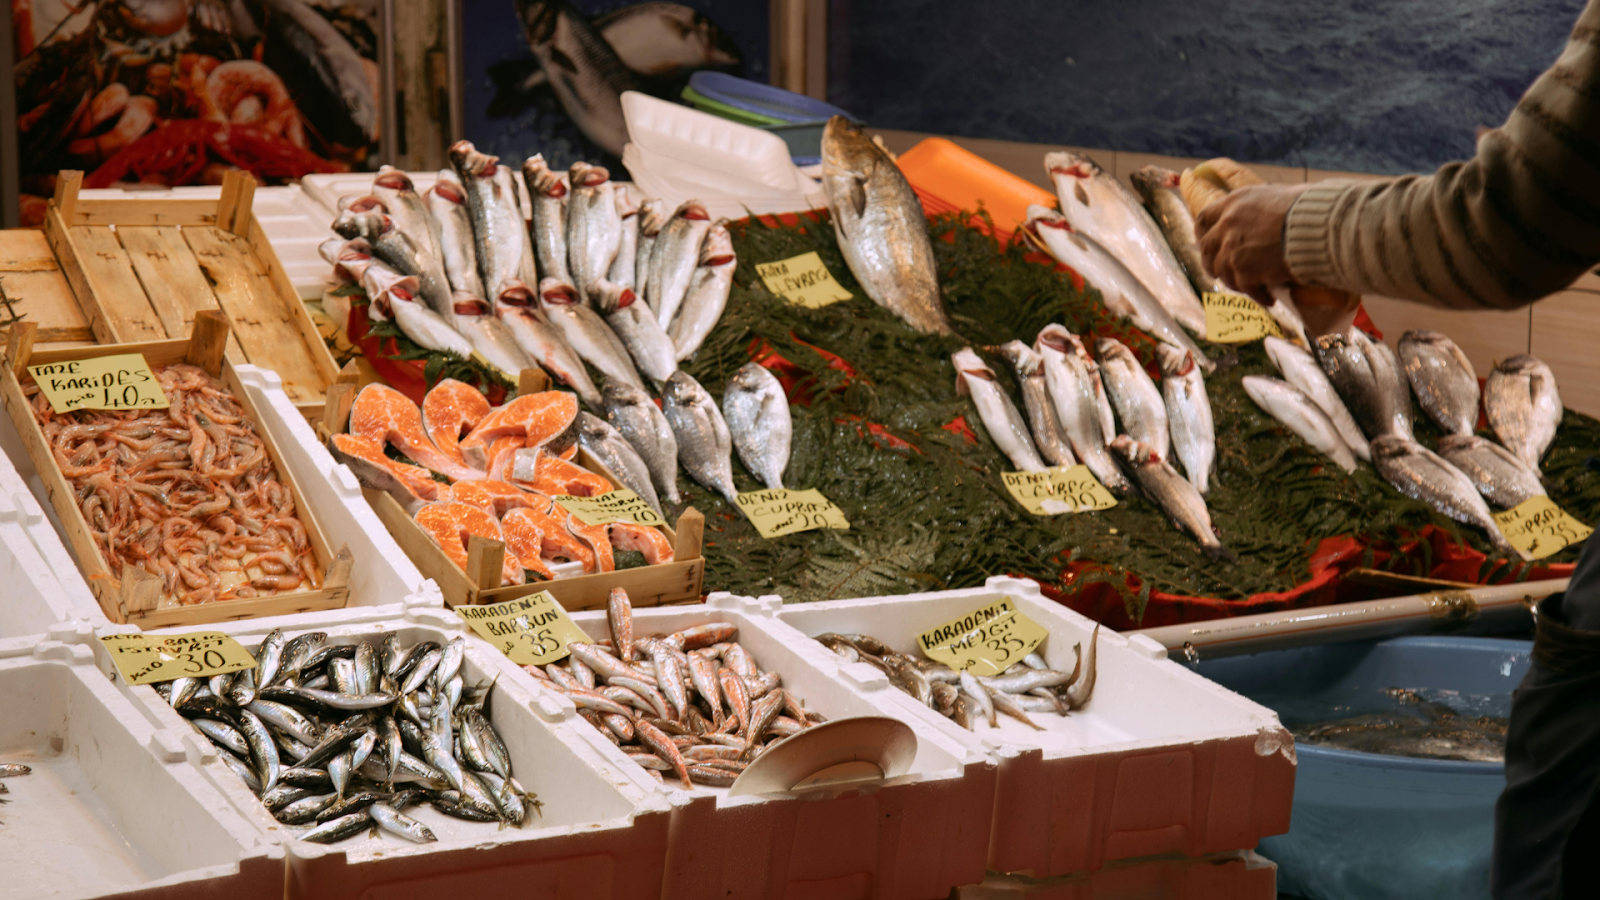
[1486, 354, 1562, 471]
[369, 802, 437, 843]
[1367, 337, 1415, 439]
[523, 154, 572, 287]
[373, 168, 443, 261]
[609, 187, 640, 288]
[331, 209, 455, 319]
[1158, 344, 1215, 494]
[1265, 336, 1370, 461]
[997, 340, 1076, 468]
[1437, 434, 1547, 509]
[241, 0, 377, 148]
[236, 709, 281, 794]
[1036, 330, 1132, 493]
[953, 347, 1045, 471]
[722, 362, 792, 490]
[457, 289, 540, 379]
[1048, 151, 1207, 336]
[424, 171, 487, 299]
[300, 811, 373, 844]
[1096, 338, 1169, 462]
[320, 239, 473, 358]
[1262, 287, 1313, 349]
[669, 222, 736, 361]
[1370, 436, 1527, 559]
[1397, 330, 1480, 436]
[1129, 164, 1214, 298]
[1111, 435, 1237, 562]
[514, 0, 641, 156]
[576, 411, 662, 515]
[495, 284, 602, 407]
[1314, 331, 1412, 442]
[495, 164, 541, 288]
[449, 141, 533, 301]
[595, 278, 677, 385]
[1038, 325, 1116, 444]
[1025, 206, 1212, 371]
[537, 278, 645, 389]
[604, 382, 681, 504]
[662, 370, 738, 503]
[256, 630, 287, 690]
[820, 116, 954, 334]
[647, 201, 714, 328]
[565, 162, 622, 304]
[1066, 625, 1099, 711]
[635, 199, 669, 303]
[1241, 376, 1357, 473]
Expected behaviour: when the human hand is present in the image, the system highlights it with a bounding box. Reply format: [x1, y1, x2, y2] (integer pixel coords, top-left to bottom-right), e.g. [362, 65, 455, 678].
[1194, 183, 1309, 307]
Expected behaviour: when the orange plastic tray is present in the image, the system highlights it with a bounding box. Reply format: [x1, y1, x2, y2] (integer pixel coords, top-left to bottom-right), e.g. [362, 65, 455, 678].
[896, 138, 1056, 244]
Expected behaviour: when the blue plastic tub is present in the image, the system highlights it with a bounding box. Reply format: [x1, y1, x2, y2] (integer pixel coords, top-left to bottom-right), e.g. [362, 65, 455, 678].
[1193, 637, 1531, 900]
[688, 71, 856, 124]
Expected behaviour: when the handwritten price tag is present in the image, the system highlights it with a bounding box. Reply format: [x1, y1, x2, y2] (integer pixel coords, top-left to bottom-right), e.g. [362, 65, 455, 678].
[916, 597, 1050, 676]
[1002, 464, 1118, 515]
[1202, 292, 1282, 344]
[735, 488, 851, 538]
[30, 354, 169, 414]
[755, 252, 854, 309]
[553, 489, 665, 527]
[100, 632, 256, 686]
[457, 591, 592, 666]
[1492, 496, 1593, 561]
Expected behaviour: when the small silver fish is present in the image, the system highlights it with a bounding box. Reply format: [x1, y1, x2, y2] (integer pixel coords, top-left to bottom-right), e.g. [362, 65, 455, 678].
[1158, 344, 1215, 494]
[1398, 330, 1480, 436]
[424, 171, 486, 299]
[662, 370, 738, 504]
[577, 411, 663, 515]
[1315, 331, 1412, 442]
[997, 340, 1076, 468]
[669, 222, 736, 361]
[565, 162, 621, 305]
[1436, 434, 1546, 510]
[1242, 376, 1357, 473]
[1129, 164, 1213, 297]
[450, 141, 535, 304]
[722, 362, 792, 490]
[1097, 338, 1169, 462]
[538, 278, 645, 390]
[1111, 435, 1236, 562]
[604, 381, 681, 504]
[1370, 436, 1527, 559]
[369, 801, 438, 843]
[635, 199, 669, 304]
[1486, 354, 1562, 472]
[495, 282, 601, 406]
[953, 347, 1044, 472]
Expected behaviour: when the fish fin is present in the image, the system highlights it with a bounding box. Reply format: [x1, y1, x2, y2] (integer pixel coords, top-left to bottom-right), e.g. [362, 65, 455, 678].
[1204, 544, 1239, 565]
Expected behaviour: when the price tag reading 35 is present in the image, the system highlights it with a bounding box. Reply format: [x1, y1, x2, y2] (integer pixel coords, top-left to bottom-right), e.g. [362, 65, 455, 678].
[553, 489, 665, 527]
[100, 632, 256, 686]
[1492, 496, 1593, 561]
[1002, 464, 1118, 515]
[735, 488, 850, 539]
[755, 252, 854, 309]
[30, 354, 169, 414]
[917, 597, 1050, 676]
[458, 591, 591, 666]
[1202, 292, 1282, 344]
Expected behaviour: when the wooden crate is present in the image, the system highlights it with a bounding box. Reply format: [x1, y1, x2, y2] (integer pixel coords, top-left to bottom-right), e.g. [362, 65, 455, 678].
[12, 170, 341, 418]
[0, 312, 352, 629]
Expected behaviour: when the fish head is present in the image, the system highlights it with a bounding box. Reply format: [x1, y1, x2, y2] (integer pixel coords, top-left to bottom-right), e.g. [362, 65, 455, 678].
[428, 177, 468, 206]
[1108, 434, 1154, 466]
[537, 278, 581, 308]
[638, 199, 670, 236]
[601, 381, 652, 411]
[1400, 328, 1449, 347]
[614, 185, 639, 217]
[1369, 435, 1415, 461]
[495, 282, 537, 310]
[698, 224, 735, 267]
[1435, 433, 1481, 454]
[449, 140, 499, 177]
[577, 411, 612, 441]
[821, 115, 882, 177]
[996, 340, 1039, 375]
[374, 169, 416, 193]
[676, 201, 711, 223]
[450, 291, 491, 317]
[1496, 354, 1542, 375]
[1044, 151, 1099, 208]
[951, 348, 995, 396]
[592, 278, 634, 313]
[663, 370, 710, 408]
[522, 155, 567, 199]
[1128, 165, 1178, 202]
[729, 361, 773, 393]
[569, 162, 610, 188]
[1262, 335, 1298, 374]
[330, 208, 386, 241]
[1094, 337, 1132, 364]
[1156, 343, 1194, 377]
[1033, 323, 1076, 358]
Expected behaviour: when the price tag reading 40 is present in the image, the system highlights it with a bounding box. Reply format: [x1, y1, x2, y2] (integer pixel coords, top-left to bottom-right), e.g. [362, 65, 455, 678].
[917, 597, 1050, 677]
[30, 354, 170, 414]
[100, 632, 256, 686]
[1492, 496, 1594, 561]
[458, 592, 591, 666]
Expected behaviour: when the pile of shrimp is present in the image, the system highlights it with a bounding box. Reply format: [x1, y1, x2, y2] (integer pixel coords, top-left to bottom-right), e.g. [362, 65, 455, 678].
[27, 364, 323, 605]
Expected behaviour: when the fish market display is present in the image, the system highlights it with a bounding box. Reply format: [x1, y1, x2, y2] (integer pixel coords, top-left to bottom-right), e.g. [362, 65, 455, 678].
[1264, 336, 1370, 461]
[1314, 330, 1413, 442]
[1397, 330, 1480, 436]
[1485, 354, 1563, 472]
[1242, 376, 1358, 474]
[722, 363, 793, 491]
[161, 629, 537, 842]
[1111, 435, 1237, 563]
[662, 371, 739, 504]
[1370, 436, 1527, 559]
[1035, 328, 1131, 493]
[1097, 338, 1170, 463]
[1436, 435, 1547, 510]
[816, 627, 1097, 730]
[322, 239, 476, 359]
[1158, 344, 1216, 494]
[953, 348, 1045, 472]
[27, 364, 323, 605]
[997, 341, 1077, 468]
[524, 589, 825, 787]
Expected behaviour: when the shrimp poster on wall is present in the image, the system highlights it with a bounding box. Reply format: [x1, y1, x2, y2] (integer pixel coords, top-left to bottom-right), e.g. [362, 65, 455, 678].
[9, 0, 381, 223]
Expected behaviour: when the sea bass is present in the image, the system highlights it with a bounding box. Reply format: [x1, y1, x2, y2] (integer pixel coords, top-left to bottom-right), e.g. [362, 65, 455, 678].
[1397, 329, 1480, 436]
[1370, 436, 1528, 559]
[722, 362, 792, 490]
[449, 141, 535, 301]
[1265, 335, 1370, 461]
[331, 208, 455, 319]
[424, 171, 486, 299]
[669, 222, 736, 361]
[523, 155, 572, 287]
[1037, 324, 1116, 444]
[565, 162, 621, 305]
[1485, 354, 1562, 471]
[1110, 435, 1236, 562]
[320, 239, 473, 358]
[953, 348, 1045, 472]
[997, 340, 1076, 468]
[820, 116, 954, 335]
[1096, 338, 1169, 462]
[595, 278, 676, 386]
[537, 278, 644, 389]
[609, 186, 639, 288]
[634, 199, 669, 303]
[1158, 344, 1215, 494]
[576, 411, 662, 515]
[603, 382, 681, 504]
[1241, 376, 1357, 473]
[373, 168, 443, 264]
[662, 371, 738, 503]
[1036, 332, 1131, 493]
[1436, 434, 1546, 510]
[490, 283, 591, 400]
[647, 201, 713, 329]
[1129, 164, 1213, 298]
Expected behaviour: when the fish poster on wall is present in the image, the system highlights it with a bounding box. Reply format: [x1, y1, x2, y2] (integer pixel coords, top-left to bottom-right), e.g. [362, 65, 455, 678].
[463, 0, 766, 173]
[9, 0, 381, 223]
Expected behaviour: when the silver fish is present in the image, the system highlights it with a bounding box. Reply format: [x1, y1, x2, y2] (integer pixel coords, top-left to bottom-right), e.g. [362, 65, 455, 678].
[1038, 324, 1116, 445]
[604, 381, 681, 504]
[609, 186, 640, 288]
[1367, 337, 1415, 439]
[1265, 336, 1370, 461]
[236, 709, 281, 795]
[455, 289, 539, 379]
[1437, 434, 1547, 509]
[662, 370, 738, 503]
[1158, 343, 1215, 494]
[566, 162, 622, 304]
[821, 116, 954, 335]
[1370, 436, 1527, 559]
[635, 199, 669, 304]
[722, 362, 792, 490]
[1025, 206, 1212, 371]
[331, 208, 456, 320]
[953, 347, 1045, 471]
[300, 811, 373, 844]
[506, 3, 741, 92]
[514, 0, 641, 156]
[248, 699, 320, 745]
[1314, 331, 1412, 442]
[495, 283, 601, 406]
[241, 0, 377, 146]
[424, 171, 487, 300]
[538, 278, 645, 389]
[1398, 330, 1480, 436]
[1097, 338, 1170, 462]
[332, 243, 475, 359]
[1036, 330, 1132, 493]
[494, 163, 541, 288]
[449, 141, 533, 302]
[577, 411, 663, 515]
[669, 222, 736, 361]
[1066, 625, 1099, 710]
[1241, 376, 1357, 474]
[1486, 354, 1562, 471]
[194, 717, 250, 756]
[595, 278, 677, 385]
[523, 154, 572, 287]
[369, 801, 438, 843]
[1263, 286, 1312, 349]
[959, 671, 996, 727]
[648, 201, 713, 328]
[997, 340, 1076, 468]
[373, 168, 443, 261]
[1111, 435, 1237, 562]
[1129, 164, 1213, 298]
[1048, 151, 1206, 337]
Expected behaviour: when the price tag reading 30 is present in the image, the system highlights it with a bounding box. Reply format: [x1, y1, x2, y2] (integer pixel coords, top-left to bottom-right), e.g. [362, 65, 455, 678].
[1002, 464, 1118, 515]
[918, 598, 1050, 676]
[30, 354, 169, 414]
[1492, 496, 1593, 561]
[458, 591, 591, 666]
[100, 632, 256, 686]
[1202, 292, 1282, 344]
[553, 489, 665, 527]
[735, 488, 850, 538]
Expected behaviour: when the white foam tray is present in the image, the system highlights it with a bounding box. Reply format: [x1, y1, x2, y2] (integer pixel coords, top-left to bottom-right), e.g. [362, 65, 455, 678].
[119, 602, 672, 900]
[0, 635, 284, 900]
[550, 592, 997, 900]
[956, 850, 1277, 899]
[0, 417, 106, 636]
[771, 577, 1298, 879]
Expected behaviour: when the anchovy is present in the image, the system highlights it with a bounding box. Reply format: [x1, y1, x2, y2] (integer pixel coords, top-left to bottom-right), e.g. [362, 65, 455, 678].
[595, 278, 677, 385]
[953, 347, 1044, 471]
[1157, 344, 1215, 494]
[1437, 434, 1547, 509]
[722, 362, 792, 490]
[997, 340, 1076, 468]
[565, 162, 622, 305]
[538, 279, 645, 389]
[1397, 329, 1480, 436]
[669, 223, 736, 361]
[1097, 338, 1169, 462]
[523, 154, 572, 287]
[435, 637, 466, 690]
[353, 642, 378, 696]
[1485, 354, 1562, 472]
[662, 370, 739, 503]
[248, 700, 321, 745]
[1242, 376, 1357, 473]
[1111, 435, 1236, 562]
[236, 709, 281, 794]
[1264, 336, 1370, 461]
[1370, 436, 1527, 559]
[1035, 328, 1131, 493]
[194, 717, 250, 756]
[275, 793, 338, 825]
[604, 382, 681, 504]
[647, 201, 714, 329]
[577, 412, 662, 515]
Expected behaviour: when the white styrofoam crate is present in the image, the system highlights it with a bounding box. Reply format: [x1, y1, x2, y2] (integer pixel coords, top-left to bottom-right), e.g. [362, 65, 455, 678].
[546, 592, 997, 900]
[0, 635, 284, 900]
[0, 417, 105, 635]
[120, 602, 672, 900]
[956, 850, 1277, 899]
[771, 577, 1298, 879]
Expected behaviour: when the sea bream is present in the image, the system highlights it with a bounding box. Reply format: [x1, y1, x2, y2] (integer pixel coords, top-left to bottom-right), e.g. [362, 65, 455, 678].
[536, 278, 644, 389]
[1096, 338, 1170, 463]
[1314, 330, 1413, 442]
[595, 278, 677, 386]
[1111, 435, 1236, 562]
[1241, 376, 1357, 474]
[669, 222, 736, 361]
[1158, 344, 1215, 494]
[604, 382, 680, 504]
[662, 370, 738, 503]
[1397, 329, 1480, 436]
[449, 141, 533, 302]
[1369, 436, 1528, 560]
[820, 116, 955, 335]
[647, 201, 713, 329]
[514, 0, 641, 157]
[997, 340, 1076, 468]
[523, 155, 572, 288]
[320, 239, 473, 358]
[565, 162, 621, 305]
[1264, 335, 1370, 460]
[1485, 354, 1562, 472]
[722, 362, 792, 490]
[1035, 331, 1131, 493]
[575, 411, 662, 515]
[1436, 434, 1546, 510]
[1047, 151, 1207, 337]
[953, 348, 1045, 471]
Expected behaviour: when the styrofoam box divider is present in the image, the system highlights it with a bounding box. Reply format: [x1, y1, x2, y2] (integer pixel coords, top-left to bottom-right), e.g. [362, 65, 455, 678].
[0, 634, 285, 900]
[956, 850, 1277, 900]
[768, 576, 1298, 879]
[543, 592, 997, 900]
[118, 602, 673, 900]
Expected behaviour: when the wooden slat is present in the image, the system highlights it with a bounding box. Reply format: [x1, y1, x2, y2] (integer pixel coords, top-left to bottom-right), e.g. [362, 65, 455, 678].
[53, 171, 83, 222]
[187, 309, 230, 375]
[466, 535, 506, 589]
[0, 269, 92, 340]
[58, 223, 167, 342]
[0, 229, 61, 271]
[66, 199, 219, 227]
[6, 322, 37, 379]
[246, 216, 340, 395]
[24, 335, 192, 369]
[116, 225, 247, 359]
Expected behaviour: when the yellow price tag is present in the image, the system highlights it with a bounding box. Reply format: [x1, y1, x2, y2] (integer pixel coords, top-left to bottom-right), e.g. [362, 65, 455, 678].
[735, 488, 850, 538]
[1001, 464, 1118, 515]
[1492, 496, 1593, 561]
[100, 632, 256, 686]
[457, 591, 592, 666]
[916, 597, 1050, 676]
[553, 489, 665, 527]
[755, 252, 854, 309]
[1202, 292, 1282, 344]
[29, 354, 169, 414]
